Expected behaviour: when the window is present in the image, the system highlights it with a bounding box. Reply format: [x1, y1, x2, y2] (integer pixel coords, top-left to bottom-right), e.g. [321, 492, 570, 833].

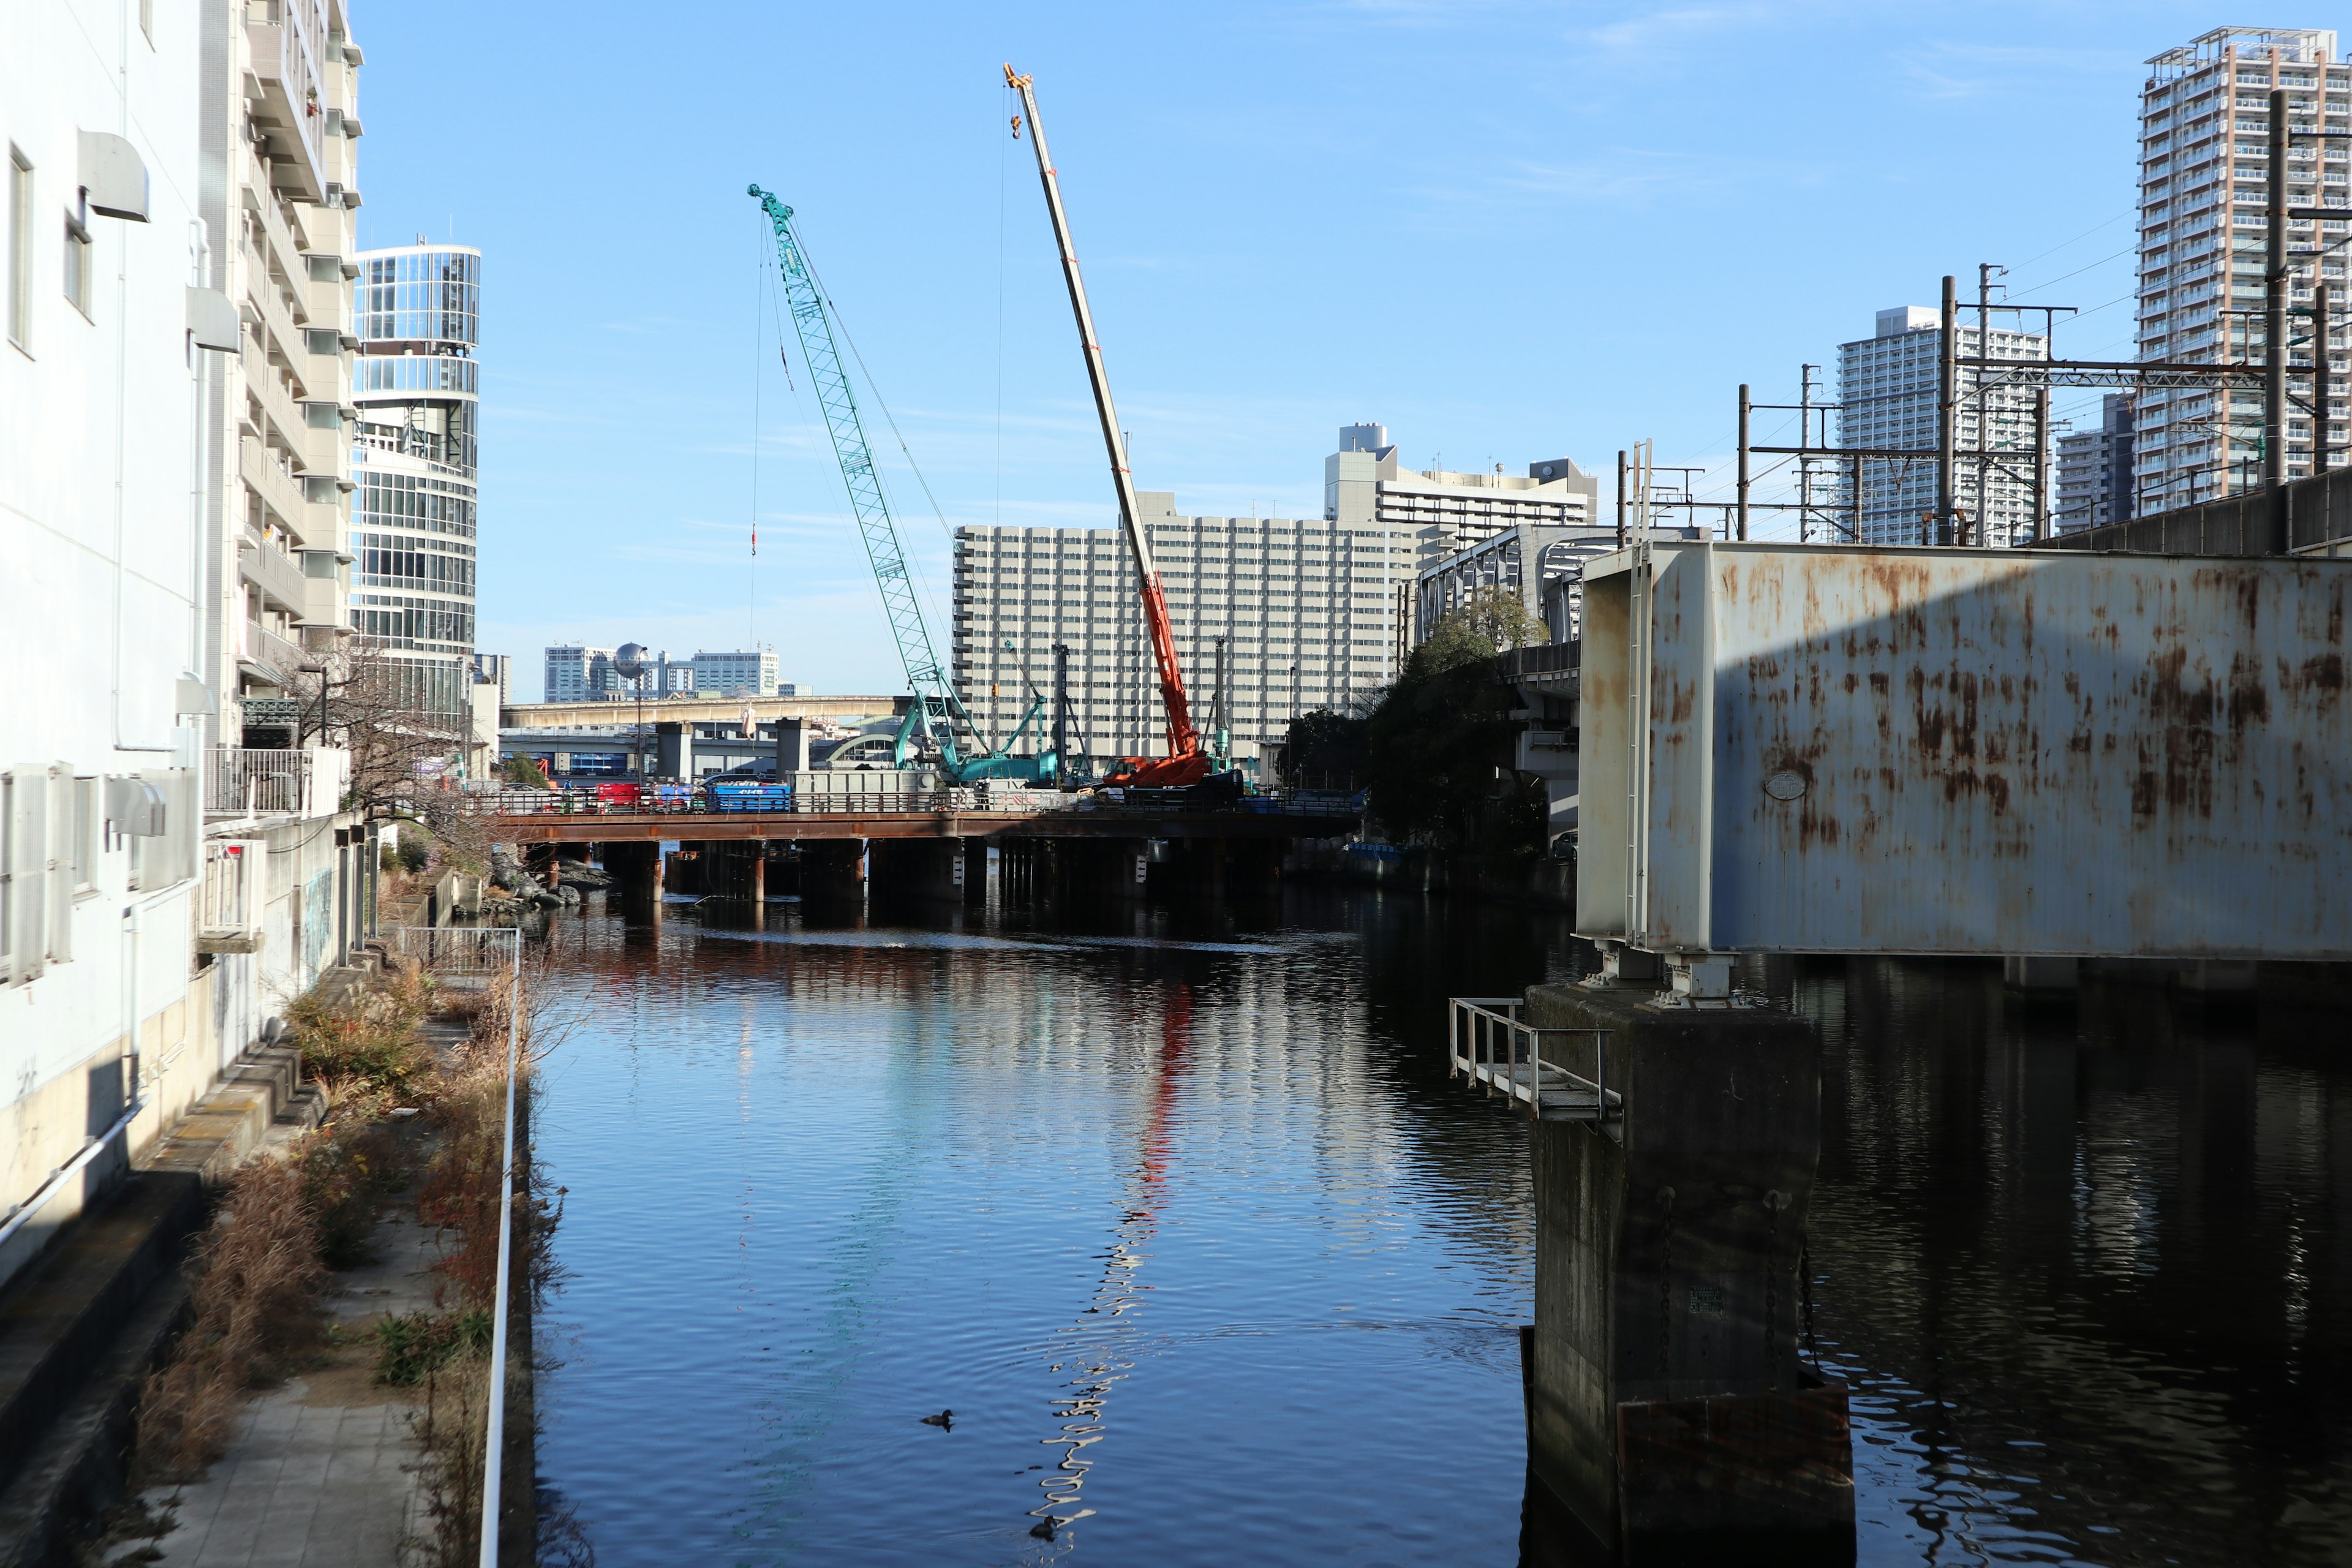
[2, 767, 50, 984]
[6, 148, 28, 349]
[64, 209, 92, 318]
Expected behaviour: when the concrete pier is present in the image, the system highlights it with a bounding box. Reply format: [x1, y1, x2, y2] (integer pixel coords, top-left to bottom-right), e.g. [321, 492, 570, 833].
[602, 842, 663, 905]
[800, 840, 866, 902]
[1521, 981, 1852, 1564]
[869, 839, 965, 903]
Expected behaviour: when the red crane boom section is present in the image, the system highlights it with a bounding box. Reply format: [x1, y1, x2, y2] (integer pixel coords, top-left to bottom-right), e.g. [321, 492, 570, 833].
[1006, 64, 1207, 786]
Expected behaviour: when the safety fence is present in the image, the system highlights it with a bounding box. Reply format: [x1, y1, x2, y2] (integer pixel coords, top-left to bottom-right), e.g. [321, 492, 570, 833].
[1447, 996, 1620, 1126]
[379, 925, 522, 1566]
[450, 781, 1360, 820]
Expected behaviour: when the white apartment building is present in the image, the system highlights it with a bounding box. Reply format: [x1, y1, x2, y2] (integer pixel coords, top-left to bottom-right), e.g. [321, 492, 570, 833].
[1837, 307, 2048, 545]
[2056, 394, 2137, 532]
[352, 243, 480, 735]
[950, 428, 1596, 761]
[2137, 28, 2346, 512]
[1, 0, 368, 1293]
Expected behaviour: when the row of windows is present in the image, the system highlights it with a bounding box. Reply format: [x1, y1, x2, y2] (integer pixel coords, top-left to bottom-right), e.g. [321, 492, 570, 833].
[356, 354, 477, 394]
[352, 596, 474, 650]
[355, 251, 480, 344]
[356, 545, 474, 593]
[359, 471, 477, 537]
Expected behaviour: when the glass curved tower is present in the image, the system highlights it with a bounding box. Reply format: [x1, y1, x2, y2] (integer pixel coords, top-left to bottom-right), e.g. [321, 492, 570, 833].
[350, 244, 481, 729]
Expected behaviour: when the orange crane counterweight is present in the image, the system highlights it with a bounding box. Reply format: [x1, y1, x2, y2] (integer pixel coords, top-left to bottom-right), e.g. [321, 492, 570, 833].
[1005, 63, 1211, 788]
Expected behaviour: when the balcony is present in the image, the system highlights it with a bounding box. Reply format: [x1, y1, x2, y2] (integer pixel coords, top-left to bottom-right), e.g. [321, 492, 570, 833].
[238, 531, 309, 614]
[206, 745, 349, 819]
[240, 341, 306, 451]
[244, 21, 327, 202]
[239, 435, 309, 540]
[241, 620, 312, 691]
[239, 154, 309, 303]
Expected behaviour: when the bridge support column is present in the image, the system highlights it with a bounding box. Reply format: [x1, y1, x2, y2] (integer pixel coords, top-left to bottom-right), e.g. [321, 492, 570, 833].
[2002, 956, 2078, 999]
[1519, 981, 1851, 1564]
[963, 839, 990, 906]
[870, 838, 964, 903]
[802, 840, 866, 902]
[604, 841, 663, 908]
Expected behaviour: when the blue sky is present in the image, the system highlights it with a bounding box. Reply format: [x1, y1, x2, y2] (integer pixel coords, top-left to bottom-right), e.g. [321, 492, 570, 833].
[351, 1, 2230, 699]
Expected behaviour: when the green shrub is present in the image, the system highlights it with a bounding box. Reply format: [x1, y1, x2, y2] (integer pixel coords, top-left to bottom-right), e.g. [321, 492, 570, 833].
[372, 1310, 493, 1385]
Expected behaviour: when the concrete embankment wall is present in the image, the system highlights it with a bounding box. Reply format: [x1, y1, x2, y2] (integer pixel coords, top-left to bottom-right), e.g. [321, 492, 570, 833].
[1285, 840, 1576, 912]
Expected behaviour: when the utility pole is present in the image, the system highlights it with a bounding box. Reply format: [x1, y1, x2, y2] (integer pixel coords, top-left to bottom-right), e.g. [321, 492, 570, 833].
[1797, 366, 1816, 544]
[2320, 276, 2335, 475]
[1735, 384, 1751, 540]
[2268, 87, 2291, 548]
[1615, 449, 1627, 548]
[1977, 265, 1999, 546]
[1937, 275, 1958, 546]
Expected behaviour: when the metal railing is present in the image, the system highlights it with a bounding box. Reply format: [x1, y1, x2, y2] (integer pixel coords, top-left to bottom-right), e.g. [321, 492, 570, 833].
[452, 781, 1368, 820]
[1447, 996, 1620, 1125]
[206, 745, 313, 815]
[380, 925, 521, 1566]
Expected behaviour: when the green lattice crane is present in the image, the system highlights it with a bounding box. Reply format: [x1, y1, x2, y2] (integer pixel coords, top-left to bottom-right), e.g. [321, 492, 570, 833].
[748, 186, 1049, 782]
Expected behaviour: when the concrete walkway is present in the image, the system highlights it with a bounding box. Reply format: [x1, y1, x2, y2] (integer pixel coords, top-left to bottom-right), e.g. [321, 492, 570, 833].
[110, 1195, 450, 1566]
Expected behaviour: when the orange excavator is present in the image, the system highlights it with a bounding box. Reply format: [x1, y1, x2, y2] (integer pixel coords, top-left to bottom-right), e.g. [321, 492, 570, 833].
[1006, 64, 1219, 790]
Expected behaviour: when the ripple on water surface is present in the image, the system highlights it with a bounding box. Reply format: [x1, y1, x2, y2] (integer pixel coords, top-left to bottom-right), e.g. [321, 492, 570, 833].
[533, 894, 1550, 1567]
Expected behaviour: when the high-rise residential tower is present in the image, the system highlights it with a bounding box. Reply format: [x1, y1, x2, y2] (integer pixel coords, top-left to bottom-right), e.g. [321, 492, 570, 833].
[2056, 395, 2138, 532]
[352, 243, 481, 732]
[2136, 28, 2345, 513]
[1837, 307, 2047, 545]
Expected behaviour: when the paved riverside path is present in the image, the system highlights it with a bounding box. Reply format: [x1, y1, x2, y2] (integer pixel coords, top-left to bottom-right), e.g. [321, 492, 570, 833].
[110, 1168, 448, 1566]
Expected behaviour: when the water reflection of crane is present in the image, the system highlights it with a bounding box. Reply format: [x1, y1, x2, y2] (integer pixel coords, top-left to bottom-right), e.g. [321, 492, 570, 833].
[1021, 982, 1193, 1552]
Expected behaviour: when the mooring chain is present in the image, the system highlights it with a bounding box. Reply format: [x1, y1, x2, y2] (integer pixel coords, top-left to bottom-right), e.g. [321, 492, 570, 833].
[1654, 1185, 1676, 1382]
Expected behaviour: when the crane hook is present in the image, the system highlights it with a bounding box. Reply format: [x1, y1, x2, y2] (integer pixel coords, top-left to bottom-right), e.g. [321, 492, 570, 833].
[1011, 114, 1023, 140]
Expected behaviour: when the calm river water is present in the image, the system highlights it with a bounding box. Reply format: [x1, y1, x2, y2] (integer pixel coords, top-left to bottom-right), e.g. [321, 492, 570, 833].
[528, 878, 2349, 1567]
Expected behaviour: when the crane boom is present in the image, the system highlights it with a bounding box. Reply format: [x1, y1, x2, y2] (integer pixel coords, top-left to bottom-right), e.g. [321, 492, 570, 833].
[748, 187, 1057, 782]
[1003, 66, 1205, 780]
[748, 187, 946, 701]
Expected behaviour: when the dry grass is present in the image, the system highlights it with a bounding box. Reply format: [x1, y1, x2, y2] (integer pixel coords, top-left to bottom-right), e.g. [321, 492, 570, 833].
[135, 1157, 328, 1477]
[285, 964, 435, 1099]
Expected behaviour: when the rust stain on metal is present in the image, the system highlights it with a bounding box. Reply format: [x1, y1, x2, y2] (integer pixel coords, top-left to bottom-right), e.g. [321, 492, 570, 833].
[1578, 543, 2352, 959]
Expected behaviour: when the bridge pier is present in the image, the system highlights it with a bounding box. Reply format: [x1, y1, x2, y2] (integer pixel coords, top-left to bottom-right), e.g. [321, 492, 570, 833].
[801, 839, 866, 902]
[602, 841, 663, 908]
[1520, 981, 1852, 1564]
[696, 840, 771, 902]
[963, 839, 990, 907]
[869, 839, 965, 903]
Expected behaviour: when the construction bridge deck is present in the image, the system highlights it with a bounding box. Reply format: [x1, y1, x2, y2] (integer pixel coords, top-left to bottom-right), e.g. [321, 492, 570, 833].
[481, 809, 1360, 845]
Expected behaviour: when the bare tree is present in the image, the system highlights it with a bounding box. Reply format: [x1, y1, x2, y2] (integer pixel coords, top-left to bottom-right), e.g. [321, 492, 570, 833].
[288, 643, 490, 870]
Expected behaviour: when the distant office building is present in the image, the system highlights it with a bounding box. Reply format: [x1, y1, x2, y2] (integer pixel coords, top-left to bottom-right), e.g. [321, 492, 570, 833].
[2136, 29, 2345, 511]
[470, 652, 511, 703]
[1838, 306, 2047, 545]
[690, 647, 781, 696]
[949, 427, 1598, 761]
[352, 243, 483, 726]
[544, 644, 613, 703]
[2056, 396, 2137, 532]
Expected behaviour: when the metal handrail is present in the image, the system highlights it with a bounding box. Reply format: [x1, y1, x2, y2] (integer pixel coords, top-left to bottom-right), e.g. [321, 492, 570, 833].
[380, 925, 521, 1566]
[447, 780, 1365, 820]
[1446, 997, 1620, 1123]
